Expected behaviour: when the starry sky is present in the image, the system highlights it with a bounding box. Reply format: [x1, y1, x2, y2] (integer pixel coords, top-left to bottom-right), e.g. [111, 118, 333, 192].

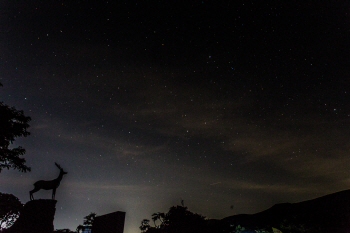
[1, 1, 350, 233]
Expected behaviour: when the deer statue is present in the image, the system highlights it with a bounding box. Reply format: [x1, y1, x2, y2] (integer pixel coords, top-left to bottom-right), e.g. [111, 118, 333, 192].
[29, 162, 67, 200]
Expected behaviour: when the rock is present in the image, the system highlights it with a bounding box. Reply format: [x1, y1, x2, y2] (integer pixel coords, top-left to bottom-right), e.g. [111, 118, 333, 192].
[4, 199, 57, 233]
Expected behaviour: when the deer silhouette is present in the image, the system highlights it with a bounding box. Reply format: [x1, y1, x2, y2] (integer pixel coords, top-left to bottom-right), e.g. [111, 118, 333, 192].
[29, 163, 67, 200]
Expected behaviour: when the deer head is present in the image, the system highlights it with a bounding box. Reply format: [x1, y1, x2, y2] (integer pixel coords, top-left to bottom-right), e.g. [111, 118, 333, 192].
[55, 162, 68, 175]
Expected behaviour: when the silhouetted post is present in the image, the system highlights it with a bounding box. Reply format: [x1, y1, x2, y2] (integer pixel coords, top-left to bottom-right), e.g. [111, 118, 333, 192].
[91, 211, 126, 233]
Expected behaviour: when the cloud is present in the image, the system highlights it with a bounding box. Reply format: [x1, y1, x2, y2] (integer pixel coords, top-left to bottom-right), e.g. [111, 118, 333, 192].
[30, 115, 168, 160]
[68, 181, 154, 193]
[17, 63, 350, 199]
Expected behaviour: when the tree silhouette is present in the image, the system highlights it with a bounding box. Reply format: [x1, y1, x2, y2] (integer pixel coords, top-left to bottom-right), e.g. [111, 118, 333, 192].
[0, 82, 31, 173]
[76, 225, 84, 233]
[151, 212, 165, 228]
[76, 212, 96, 233]
[140, 205, 208, 233]
[83, 212, 96, 226]
[0, 192, 23, 230]
[140, 219, 151, 233]
[164, 205, 206, 232]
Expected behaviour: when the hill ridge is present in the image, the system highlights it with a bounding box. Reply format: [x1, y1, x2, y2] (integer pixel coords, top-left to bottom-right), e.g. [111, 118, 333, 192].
[221, 189, 350, 233]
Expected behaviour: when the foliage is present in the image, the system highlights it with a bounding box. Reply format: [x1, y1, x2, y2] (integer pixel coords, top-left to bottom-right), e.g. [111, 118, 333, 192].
[76, 225, 84, 233]
[230, 224, 246, 233]
[140, 219, 151, 233]
[83, 212, 96, 226]
[164, 205, 206, 230]
[279, 218, 310, 233]
[0, 82, 31, 173]
[141, 205, 278, 233]
[229, 224, 272, 233]
[151, 212, 165, 228]
[54, 229, 75, 233]
[76, 212, 96, 232]
[255, 230, 271, 233]
[0, 192, 23, 230]
[140, 205, 208, 233]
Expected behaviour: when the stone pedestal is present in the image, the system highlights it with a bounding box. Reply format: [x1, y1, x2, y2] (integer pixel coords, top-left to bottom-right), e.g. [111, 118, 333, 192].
[92, 211, 125, 233]
[4, 199, 57, 233]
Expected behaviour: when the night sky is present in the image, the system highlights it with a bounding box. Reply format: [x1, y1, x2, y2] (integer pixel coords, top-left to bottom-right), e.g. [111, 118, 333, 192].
[1, 1, 350, 233]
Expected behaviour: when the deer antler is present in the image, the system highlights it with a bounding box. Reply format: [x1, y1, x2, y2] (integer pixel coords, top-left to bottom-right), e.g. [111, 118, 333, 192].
[55, 162, 61, 169]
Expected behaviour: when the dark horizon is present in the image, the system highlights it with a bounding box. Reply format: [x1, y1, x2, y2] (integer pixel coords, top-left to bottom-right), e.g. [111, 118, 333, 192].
[1, 2, 350, 233]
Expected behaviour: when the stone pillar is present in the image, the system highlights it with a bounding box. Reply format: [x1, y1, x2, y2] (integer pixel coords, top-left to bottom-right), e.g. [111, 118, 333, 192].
[91, 211, 126, 233]
[4, 199, 57, 233]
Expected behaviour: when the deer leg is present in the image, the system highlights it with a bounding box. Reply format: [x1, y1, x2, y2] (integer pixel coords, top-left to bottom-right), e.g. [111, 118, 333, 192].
[52, 188, 56, 200]
[29, 187, 40, 200]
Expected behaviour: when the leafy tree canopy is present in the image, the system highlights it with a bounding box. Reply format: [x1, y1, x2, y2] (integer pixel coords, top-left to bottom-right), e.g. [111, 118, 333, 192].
[141, 205, 275, 233]
[76, 212, 96, 232]
[0, 192, 23, 230]
[140, 205, 208, 233]
[0, 82, 31, 173]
